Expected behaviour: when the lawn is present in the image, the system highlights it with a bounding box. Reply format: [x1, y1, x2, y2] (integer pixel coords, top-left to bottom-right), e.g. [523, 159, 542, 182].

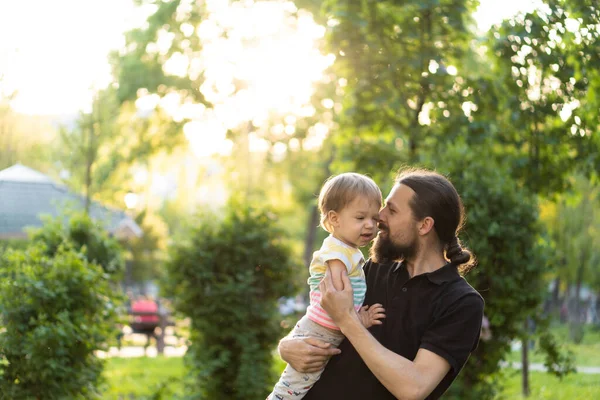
[103, 351, 285, 399]
[102, 357, 185, 399]
[102, 354, 600, 399]
[496, 370, 600, 399]
[506, 325, 600, 367]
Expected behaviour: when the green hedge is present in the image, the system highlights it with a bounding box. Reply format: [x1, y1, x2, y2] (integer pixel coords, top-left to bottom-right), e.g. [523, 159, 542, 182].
[164, 202, 299, 399]
[0, 245, 119, 399]
[29, 212, 124, 275]
[430, 144, 549, 398]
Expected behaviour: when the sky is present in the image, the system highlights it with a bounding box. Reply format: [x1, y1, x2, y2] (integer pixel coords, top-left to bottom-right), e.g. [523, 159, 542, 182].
[0, 0, 138, 115]
[0, 0, 542, 116]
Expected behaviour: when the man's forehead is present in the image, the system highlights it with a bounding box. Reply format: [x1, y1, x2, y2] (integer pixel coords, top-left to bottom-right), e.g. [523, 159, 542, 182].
[385, 183, 414, 204]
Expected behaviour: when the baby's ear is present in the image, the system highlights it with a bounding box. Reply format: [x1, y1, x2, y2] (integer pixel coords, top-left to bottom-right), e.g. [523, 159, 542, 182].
[327, 210, 340, 228]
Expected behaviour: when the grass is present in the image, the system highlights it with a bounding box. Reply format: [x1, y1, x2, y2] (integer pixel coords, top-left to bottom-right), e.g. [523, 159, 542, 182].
[102, 351, 285, 399]
[506, 325, 600, 367]
[102, 357, 184, 399]
[103, 354, 600, 400]
[495, 370, 600, 399]
[102, 325, 600, 399]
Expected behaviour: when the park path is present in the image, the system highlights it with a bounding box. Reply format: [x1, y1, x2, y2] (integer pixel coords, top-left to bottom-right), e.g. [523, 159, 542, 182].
[95, 330, 187, 359]
[97, 345, 187, 358]
[499, 361, 600, 374]
[98, 335, 600, 375]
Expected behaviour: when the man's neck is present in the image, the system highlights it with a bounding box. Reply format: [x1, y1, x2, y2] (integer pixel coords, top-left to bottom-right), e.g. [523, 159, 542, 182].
[404, 251, 447, 278]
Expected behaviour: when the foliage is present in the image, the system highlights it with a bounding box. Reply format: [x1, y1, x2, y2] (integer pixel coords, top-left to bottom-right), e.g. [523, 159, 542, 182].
[325, 0, 479, 163]
[0, 76, 56, 172]
[536, 329, 577, 378]
[126, 211, 169, 283]
[109, 0, 206, 105]
[29, 212, 124, 276]
[506, 324, 600, 367]
[545, 176, 600, 285]
[164, 201, 299, 399]
[0, 245, 120, 399]
[56, 87, 123, 210]
[425, 143, 548, 398]
[323, 0, 598, 395]
[0, 239, 28, 255]
[540, 175, 600, 342]
[484, 0, 600, 195]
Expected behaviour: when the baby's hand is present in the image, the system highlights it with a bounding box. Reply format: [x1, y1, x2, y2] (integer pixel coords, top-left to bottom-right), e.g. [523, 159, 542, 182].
[358, 303, 386, 328]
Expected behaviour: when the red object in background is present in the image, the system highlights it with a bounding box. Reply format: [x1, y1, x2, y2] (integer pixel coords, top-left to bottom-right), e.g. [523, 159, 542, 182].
[131, 299, 160, 325]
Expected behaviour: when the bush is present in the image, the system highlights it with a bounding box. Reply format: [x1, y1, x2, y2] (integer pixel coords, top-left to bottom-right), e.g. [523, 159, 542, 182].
[29, 212, 124, 275]
[0, 244, 120, 399]
[429, 143, 548, 399]
[164, 202, 299, 399]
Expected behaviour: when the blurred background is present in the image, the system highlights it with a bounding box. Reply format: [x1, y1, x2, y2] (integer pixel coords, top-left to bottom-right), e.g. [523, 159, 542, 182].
[0, 0, 599, 399]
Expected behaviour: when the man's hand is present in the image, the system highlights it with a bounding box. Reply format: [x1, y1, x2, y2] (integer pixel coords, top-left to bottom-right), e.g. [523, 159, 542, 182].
[319, 267, 357, 329]
[278, 337, 341, 373]
[358, 303, 386, 328]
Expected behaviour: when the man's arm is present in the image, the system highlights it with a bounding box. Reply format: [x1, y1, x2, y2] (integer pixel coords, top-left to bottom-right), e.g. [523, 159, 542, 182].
[338, 313, 450, 399]
[278, 335, 341, 373]
[319, 269, 450, 400]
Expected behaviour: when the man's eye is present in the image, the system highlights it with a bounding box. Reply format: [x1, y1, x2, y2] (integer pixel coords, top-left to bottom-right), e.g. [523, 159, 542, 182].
[357, 217, 365, 220]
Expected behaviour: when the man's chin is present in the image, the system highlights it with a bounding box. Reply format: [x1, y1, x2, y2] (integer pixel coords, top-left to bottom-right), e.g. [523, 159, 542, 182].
[370, 235, 397, 264]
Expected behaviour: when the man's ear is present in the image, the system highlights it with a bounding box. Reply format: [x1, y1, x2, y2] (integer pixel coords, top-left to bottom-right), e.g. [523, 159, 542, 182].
[418, 217, 435, 236]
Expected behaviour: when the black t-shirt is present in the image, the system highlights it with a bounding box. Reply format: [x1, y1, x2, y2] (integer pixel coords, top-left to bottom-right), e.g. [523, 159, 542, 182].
[304, 260, 484, 400]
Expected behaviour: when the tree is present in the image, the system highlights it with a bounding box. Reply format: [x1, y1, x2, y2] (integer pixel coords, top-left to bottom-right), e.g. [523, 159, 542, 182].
[483, 0, 600, 195]
[126, 211, 168, 283]
[29, 212, 124, 276]
[112, 0, 342, 267]
[324, 0, 479, 165]
[542, 175, 600, 342]
[426, 143, 549, 399]
[0, 244, 120, 398]
[164, 201, 298, 399]
[57, 87, 122, 212]
[0, 74, 55, 172]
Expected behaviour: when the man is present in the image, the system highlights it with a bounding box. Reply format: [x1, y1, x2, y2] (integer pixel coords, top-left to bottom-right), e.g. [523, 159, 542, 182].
[279, 168, 484, 399]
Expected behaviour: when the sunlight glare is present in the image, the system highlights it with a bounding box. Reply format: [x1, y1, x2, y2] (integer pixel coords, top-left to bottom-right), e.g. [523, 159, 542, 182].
[159, 0, 333, 158]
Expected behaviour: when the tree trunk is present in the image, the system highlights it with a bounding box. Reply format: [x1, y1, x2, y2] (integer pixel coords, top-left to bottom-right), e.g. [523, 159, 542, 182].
[574, 264, 583, 323]
[245, 121, 253, 200]
[569, 263, 586, 343]
[303, 154, 334, 267]
[521, 320, 530, 397]
[551, 277, 561, 315]
[84, 115, 94, 215]
[303, 205, 320, 267]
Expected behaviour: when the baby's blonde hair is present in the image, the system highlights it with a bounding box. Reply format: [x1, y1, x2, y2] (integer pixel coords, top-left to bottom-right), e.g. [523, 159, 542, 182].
[318, 172, 382, 233]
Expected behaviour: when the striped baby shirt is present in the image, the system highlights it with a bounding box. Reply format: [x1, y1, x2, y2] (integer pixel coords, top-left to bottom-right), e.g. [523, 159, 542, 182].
[306, 235, 367, 330]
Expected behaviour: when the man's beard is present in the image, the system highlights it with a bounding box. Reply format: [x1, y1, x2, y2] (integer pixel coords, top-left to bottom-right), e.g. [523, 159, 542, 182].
[370, 230, 418, 264]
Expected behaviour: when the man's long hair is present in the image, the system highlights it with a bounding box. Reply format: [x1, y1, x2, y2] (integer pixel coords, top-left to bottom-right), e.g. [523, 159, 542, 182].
[396, 168, 476, 274]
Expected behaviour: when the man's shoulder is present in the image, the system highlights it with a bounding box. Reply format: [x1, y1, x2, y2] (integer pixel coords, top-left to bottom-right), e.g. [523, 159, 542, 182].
[455, 276, 484, 299]
[445, 277, 485, 312]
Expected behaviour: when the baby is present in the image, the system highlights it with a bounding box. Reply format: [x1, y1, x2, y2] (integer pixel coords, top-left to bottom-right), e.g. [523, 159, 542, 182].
[268, 172, 385, 399]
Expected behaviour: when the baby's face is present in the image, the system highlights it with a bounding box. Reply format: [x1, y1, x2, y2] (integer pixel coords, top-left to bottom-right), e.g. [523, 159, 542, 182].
[334, 196, 380, 248]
